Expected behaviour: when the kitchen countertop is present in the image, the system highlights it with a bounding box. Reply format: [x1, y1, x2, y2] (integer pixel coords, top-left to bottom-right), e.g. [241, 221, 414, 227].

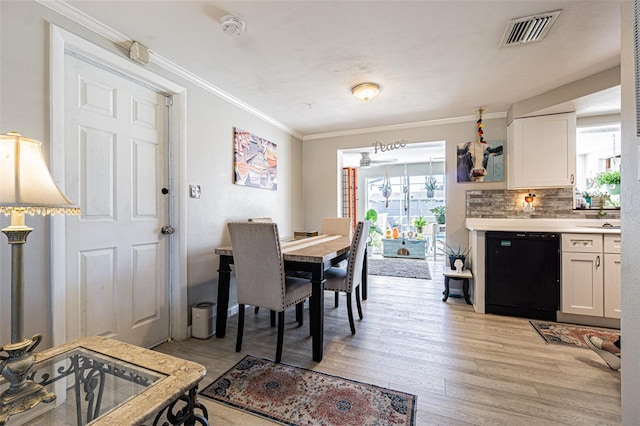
[466, 218, 621, 234]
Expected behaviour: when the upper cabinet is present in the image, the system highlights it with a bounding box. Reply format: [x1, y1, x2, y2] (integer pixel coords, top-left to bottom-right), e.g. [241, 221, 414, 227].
[507, 112, 576, 189]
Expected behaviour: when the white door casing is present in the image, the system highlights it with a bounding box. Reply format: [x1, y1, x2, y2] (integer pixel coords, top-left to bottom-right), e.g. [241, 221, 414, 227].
[50, 25, 189, 347]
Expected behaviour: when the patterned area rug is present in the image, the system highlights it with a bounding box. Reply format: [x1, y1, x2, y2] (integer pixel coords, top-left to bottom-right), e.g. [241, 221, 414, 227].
[530, 321, 620, 348]
[367, 257, 432, 280]
[200, 355, 417, 425]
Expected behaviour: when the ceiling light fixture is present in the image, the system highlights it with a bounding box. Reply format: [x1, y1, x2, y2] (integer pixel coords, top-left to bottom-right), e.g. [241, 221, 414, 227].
[351, 82, 381, 102]
[221, 15, 245, 37]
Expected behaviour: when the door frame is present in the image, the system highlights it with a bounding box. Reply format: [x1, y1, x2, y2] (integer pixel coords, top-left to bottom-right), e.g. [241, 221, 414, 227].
[49, 25, 189, 346]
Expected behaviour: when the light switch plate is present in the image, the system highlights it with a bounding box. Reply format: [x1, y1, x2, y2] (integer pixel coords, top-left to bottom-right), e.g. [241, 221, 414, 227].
[189, 184, 201, 199]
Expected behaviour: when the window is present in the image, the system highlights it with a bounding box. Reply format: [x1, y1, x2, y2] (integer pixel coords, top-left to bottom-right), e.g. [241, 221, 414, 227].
[366, 173, 446, 231]
[575, 123, 621, 209]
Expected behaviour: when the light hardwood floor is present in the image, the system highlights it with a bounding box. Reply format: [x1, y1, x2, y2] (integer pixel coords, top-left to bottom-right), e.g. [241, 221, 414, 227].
[154, 258, 621, 425]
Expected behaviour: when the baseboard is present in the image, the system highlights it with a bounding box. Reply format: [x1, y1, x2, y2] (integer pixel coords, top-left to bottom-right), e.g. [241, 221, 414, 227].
[556, 312, 620, 329]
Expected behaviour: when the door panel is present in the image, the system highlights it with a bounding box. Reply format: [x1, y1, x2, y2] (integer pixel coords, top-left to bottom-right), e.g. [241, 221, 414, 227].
[64, 53, 169, 348]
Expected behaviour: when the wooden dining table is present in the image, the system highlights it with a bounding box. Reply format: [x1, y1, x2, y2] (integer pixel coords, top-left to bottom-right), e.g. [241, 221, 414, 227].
[214, 234, 368, 362]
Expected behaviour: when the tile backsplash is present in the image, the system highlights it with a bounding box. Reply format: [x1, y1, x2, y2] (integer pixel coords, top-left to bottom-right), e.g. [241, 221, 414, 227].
[466, 188, 621, 219]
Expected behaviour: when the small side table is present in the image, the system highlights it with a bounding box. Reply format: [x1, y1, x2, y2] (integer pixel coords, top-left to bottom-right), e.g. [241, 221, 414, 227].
[442, 269, 473, 305]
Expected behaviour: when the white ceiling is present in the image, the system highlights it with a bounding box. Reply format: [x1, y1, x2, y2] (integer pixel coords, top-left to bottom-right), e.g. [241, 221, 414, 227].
[66, 1, 622, 139]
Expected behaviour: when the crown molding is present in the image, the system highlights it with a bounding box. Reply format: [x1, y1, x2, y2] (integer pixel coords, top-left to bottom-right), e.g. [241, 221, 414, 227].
[36, 0, 301, 139]
[302, 112, 507, 141]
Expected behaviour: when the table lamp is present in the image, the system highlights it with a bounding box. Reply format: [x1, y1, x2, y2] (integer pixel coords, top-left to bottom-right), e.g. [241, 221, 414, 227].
[0, 132, 80, 421]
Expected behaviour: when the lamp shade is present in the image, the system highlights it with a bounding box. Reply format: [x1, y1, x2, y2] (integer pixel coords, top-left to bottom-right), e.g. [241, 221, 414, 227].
[0, 132, 79, 216]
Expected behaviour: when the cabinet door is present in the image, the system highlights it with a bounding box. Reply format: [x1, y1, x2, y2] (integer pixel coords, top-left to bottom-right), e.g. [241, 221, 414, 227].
[561, 252, 603, 316]
[508, 112, 576, 189]
[604, 253, 621, 319]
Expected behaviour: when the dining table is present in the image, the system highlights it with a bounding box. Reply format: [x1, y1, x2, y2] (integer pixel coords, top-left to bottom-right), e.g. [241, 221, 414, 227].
[214, 234, 368, 362]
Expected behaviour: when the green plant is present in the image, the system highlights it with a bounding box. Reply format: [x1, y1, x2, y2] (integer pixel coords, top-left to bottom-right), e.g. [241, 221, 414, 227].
[424, 176, 438, 191]
[364, 209, 382, 243]
[429, 206, 446, 216]
[594, 170, 621, 186]
[437, 244, 471, 259]
[413, 216, 427, 227]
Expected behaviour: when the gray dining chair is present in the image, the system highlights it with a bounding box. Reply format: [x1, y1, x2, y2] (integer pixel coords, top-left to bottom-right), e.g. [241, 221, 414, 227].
[248, 217, 273, 223]
[321, 217, 353, 306]
[248, 217, 273, 315]
[321, 217, 352, 240]
[324, 220, 370, 334]
[228, 222, 312, 363]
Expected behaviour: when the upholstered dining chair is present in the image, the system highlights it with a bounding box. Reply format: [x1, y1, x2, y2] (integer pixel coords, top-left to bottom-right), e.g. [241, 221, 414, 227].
[320, 217, 352, 306]
[227, 222, 312, 363]
[248, 217, 273, 223]
[321, 217, 352, 240]
[324, 220, 370, 334]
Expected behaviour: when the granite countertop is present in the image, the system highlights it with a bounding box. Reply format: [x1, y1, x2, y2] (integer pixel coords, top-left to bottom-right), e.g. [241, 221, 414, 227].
[466, 218, 622, 234]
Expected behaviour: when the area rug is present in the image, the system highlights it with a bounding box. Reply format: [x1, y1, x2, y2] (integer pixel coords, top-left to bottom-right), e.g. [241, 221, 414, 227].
[200, 355, 417, 425]
[367, 257, 432, 280]
[530, 320, 620, 348]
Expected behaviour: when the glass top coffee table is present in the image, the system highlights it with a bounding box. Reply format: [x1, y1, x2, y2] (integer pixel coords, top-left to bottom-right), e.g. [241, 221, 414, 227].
[1, 336, 208, 425]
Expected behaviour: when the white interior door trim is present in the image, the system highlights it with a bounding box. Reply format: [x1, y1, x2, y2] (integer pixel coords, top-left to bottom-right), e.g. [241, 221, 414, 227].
[49, 24, 189, 346]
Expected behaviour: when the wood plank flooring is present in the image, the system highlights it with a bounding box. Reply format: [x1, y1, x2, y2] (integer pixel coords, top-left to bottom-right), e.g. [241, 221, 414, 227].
[154, 258, 621, 425]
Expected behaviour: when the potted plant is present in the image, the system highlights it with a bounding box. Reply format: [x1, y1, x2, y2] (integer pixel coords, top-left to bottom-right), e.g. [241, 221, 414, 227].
[424, 176, 438, 198]
[594, 170, 621, 195]
[364, 209, 382, 245]
[430, 205, 446, 224]
[438, 244, 471, 270]
[413, 216, 427, 233]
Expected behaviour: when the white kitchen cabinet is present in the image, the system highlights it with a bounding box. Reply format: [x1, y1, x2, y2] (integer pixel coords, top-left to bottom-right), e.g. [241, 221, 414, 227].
[508, 112, 576, 189]
[561, 233, 620, 318]
[603, 234, 621, 318]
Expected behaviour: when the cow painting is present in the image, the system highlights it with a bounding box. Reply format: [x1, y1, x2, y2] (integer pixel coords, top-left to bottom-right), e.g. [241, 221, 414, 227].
[457, 141, 504, 182]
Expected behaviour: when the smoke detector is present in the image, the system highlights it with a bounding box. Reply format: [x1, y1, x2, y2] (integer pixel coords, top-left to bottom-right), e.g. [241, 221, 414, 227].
[221, 15, 245, 37]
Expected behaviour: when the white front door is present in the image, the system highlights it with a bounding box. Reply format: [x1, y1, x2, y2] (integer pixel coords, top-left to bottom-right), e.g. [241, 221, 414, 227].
[63, 52, 170, 348]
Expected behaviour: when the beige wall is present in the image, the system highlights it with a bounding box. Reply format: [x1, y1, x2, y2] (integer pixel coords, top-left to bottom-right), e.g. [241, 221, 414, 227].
[302, 117, 508, 259]
[0, 1, 304, 347]
[620, 1, 638, 422]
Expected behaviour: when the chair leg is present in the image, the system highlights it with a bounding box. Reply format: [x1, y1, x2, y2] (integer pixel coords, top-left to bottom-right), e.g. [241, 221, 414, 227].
[355, 285, 363, 320]
[276, 310, 285, 363]
[335, 291, 339, 307]
[270, 310, 276, 327]
[346, 292, 356, 335]
[236, 304, 245, 352]
[296, 301, 304, 327]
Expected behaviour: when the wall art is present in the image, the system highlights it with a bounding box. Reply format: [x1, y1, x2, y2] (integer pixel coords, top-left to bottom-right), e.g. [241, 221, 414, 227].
[457, 108, 504, 182]
[233, 128, 277, 190]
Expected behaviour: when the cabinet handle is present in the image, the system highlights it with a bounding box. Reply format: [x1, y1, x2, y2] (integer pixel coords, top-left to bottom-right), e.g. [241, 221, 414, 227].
[570, 174, 575, 184]
[596, 255, 601, 268]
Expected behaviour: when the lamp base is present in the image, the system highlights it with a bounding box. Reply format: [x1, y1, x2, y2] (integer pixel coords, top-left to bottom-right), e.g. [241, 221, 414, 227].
[0, 335, 56, 425]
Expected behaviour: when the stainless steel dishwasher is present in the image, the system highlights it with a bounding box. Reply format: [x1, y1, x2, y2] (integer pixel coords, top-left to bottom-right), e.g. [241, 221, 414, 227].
[485, 231, 560, 321]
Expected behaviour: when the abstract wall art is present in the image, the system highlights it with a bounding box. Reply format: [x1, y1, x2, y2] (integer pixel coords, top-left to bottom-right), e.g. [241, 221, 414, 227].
[233, 128, 277, 190]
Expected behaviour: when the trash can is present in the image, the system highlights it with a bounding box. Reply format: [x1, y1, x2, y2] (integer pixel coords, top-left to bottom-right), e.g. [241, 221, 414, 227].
[192, 302, 215, 339]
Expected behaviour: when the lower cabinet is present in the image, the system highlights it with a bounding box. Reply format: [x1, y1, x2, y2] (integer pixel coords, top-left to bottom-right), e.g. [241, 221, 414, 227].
[561, 233, 620, 319]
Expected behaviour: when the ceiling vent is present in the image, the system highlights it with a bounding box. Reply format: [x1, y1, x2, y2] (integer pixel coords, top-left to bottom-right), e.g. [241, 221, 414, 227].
[500, 10, 561, 47]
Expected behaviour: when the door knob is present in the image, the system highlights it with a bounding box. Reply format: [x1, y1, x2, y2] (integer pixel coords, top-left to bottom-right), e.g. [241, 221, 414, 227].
[161, 225, 175, 235]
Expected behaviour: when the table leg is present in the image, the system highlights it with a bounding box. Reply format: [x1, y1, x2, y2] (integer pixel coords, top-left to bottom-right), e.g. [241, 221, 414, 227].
[310, 264, 324, 362]
[442, 276, 450, 302]
[215, 255, 233, 338]
[362, 247, 368, 300]
[463, 278, 472, 305]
